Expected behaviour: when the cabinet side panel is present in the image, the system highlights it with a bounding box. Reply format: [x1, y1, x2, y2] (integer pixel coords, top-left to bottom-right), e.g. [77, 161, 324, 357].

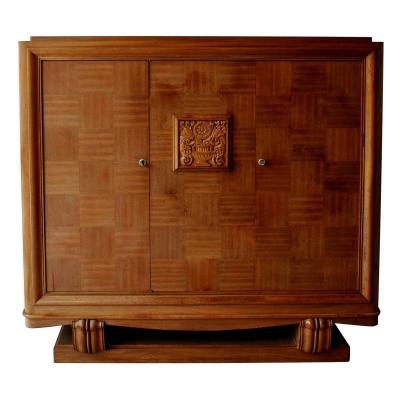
[20, 45, 45, 311]
[372, 44, 383, 305]
[362, 44, 383, 304]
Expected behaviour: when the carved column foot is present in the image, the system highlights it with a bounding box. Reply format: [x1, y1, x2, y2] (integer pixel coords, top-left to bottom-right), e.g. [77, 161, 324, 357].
[296, 318, 333, 353]
[72, 319, 105, 353]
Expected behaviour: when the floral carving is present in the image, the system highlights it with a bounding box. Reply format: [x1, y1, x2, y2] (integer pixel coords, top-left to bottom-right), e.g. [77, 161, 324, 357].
[174, 116, 230, 170]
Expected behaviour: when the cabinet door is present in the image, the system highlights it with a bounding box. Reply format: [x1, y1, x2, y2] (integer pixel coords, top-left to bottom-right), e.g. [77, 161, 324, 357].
[43, 61, 150, 292]
[150, 61, 257, 292]
[255, 61, 362, 292]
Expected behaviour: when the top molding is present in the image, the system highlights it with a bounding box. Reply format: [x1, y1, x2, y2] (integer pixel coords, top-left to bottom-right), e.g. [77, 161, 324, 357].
[20, 36, 382, 60]
[28, 36, 374, 43]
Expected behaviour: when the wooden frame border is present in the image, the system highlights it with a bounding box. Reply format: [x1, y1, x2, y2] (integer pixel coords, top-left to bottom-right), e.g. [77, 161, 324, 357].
[19, 37, 383, 329]
[19, 43, 45, 315]
[360, 43, 384, 302]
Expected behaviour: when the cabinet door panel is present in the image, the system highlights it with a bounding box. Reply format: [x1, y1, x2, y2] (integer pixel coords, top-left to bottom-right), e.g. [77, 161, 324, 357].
[255, 61, 362, 292]
[150, 61, 257, 292]
[43, 61, 150, 293]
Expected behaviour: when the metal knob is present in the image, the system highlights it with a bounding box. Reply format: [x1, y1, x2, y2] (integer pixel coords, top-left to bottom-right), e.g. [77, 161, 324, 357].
[258, 158, 267, 166]
[138, 159, 148, 167]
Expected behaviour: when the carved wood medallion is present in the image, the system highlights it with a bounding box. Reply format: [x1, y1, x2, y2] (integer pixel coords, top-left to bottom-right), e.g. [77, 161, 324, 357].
[173, 115, 231, 171]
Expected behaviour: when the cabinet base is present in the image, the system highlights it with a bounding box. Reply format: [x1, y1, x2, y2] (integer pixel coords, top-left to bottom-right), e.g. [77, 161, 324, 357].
[54, 323, 350, 363]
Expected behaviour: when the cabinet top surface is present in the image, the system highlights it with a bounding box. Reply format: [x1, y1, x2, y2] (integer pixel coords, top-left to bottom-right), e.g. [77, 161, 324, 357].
[26, 36, 377, 45]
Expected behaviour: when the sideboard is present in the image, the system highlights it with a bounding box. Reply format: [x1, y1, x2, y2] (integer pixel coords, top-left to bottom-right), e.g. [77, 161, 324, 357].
[19, 36, 383, 362]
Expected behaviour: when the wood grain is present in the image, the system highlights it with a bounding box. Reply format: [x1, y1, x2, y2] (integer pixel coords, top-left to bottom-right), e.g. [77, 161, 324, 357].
[19, 38, 382, 337]
[42, 60, 150, 293]
[72, 319, 105, 353]
[296, 318, 333, 353]
[173, 115, 231, 171]
[149, 57, 365, 294]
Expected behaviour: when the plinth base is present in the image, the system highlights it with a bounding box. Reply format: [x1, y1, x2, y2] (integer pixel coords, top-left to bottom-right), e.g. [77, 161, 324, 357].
[54, 323, 349, 363]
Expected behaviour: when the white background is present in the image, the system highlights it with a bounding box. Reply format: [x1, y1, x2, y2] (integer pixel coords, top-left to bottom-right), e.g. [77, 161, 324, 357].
[1, 1, 398, 398]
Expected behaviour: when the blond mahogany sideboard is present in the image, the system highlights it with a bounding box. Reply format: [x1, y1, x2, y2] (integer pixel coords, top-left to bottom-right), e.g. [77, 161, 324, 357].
[19, 36, 383, 362]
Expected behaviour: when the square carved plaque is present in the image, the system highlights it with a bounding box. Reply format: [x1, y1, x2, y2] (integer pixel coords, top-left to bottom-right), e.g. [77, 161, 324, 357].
[173, 114, 231, 171]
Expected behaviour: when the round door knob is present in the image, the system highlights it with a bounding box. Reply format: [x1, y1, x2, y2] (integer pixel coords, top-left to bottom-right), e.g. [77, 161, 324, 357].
[258, 158, 267, 166]
[138, 159, 148, 167]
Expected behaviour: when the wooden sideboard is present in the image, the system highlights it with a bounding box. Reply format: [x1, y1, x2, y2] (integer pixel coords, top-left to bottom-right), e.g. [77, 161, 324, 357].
[19, 36, 383, 362]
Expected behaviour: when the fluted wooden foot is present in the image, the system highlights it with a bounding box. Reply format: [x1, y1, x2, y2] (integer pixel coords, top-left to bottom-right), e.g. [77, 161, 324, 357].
[296, 318, 333, 353]
[72, 319, 105, 353]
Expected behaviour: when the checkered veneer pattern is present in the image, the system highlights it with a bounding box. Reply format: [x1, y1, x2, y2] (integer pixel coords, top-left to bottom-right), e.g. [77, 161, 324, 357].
[43, 60, 362, 294]
[150, 61, 362, 293]
[43, 61, 150, 292]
